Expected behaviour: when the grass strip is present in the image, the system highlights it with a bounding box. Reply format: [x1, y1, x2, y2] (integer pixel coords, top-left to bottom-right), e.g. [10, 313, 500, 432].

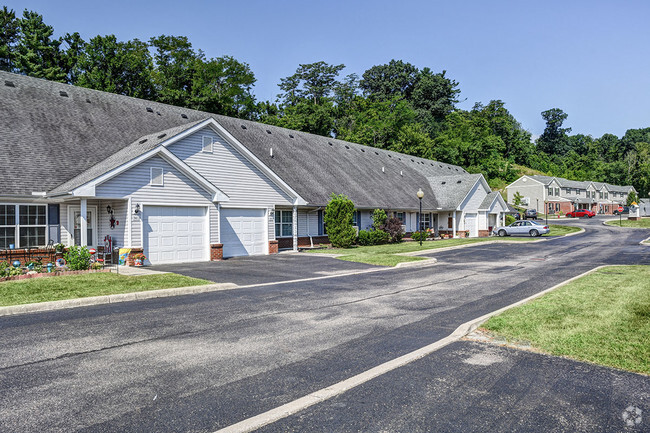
[483, 265, 650, 374]
[308, 225, 580, 267]
[0, 272, 211, 306]
[605, 217, 650, 228]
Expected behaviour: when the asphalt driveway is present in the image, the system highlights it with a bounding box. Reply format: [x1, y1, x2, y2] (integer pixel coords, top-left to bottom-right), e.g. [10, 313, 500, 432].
[149, 252, 382, 285]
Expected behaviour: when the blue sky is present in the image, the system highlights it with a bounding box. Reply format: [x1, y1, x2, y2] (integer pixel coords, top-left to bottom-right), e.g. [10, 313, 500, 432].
[5, 0, 650, 138]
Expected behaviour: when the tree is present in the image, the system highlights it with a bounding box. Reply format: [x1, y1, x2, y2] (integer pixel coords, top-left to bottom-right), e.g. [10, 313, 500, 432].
[14, 10, 66, 81]
[513, 191, 523, 206]
[360, 59, 419, 100]
[410, 68, 459, 123]
[149, 34, 200, 107]
[190, 55, 257, 117]
[76, 35, 155, 99]
[0, 6, 19, 71]
[536, 108, 572, 155]
[278, 61, 345, 105]
[627, 191, 639, 206]
[324, 194, 357, 248]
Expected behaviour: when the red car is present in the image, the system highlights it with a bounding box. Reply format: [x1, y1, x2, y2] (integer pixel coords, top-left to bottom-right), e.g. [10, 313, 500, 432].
[566, 209, 595, 218]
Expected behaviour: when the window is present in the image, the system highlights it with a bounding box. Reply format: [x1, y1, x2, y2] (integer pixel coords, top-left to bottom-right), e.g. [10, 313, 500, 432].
[396, 212, 405, 224]
[202, 136, 213, 153]
[555, 188, 560, 196]
[421, 213, 431, 229]
[150, 167, 164, 186]
[605, 192, 609, 199]
[556, 203, 560, 211]
[352, 211, 360, 227]
[275, 210, 293, 237]
[599, 192, 603, 199]
[0, 204, 46, 248]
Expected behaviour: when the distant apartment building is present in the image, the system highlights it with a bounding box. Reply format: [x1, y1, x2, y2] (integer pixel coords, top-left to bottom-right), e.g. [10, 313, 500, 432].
[506, 175, 636, 215]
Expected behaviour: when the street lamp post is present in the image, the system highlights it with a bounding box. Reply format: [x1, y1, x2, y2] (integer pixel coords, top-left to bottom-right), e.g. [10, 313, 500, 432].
[417, 188, 424, 246]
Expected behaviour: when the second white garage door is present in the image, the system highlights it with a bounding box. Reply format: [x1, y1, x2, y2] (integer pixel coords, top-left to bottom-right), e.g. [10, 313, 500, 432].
[144, 206, 208, 265]
[220, 208, 267, 257]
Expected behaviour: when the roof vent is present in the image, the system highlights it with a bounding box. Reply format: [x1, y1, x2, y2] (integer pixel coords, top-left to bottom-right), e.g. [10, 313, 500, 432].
[146, 107, 153, 113]
[345, 145, 350, 149]
[266, 130, 272, 134]
[382, 167, 385, 173]
[59, 91, 68, 97]
[139, 138, 148, 144]
[411, 159, 414, 162]
[241, 124, 247, 129]
[289, 134, 294, 138]
[388, 154, 392, 158]
[181, 113, 188, 119]
[270, 148, 273, 157]
[4, 80, 14, 87]
[439, 164, 442, 168]
[448, 167, 451, 170]
[328, 141, 333, 146]
[157, 133, 167, 139]
[400, 170, 403, 176]
[86, 98, 91, 103]
[455, 168, 459, 171]
[375, 151, 379, 155]
[156, 111, 161, 116]
[430, 163, 434, 166]
[442, 181, 446, 185]
[457, 180, 461, 183]
[360, 148, 365, 152]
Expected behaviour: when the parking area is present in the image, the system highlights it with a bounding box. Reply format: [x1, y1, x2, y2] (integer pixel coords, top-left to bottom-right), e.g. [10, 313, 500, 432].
[148, 252, 382, 285]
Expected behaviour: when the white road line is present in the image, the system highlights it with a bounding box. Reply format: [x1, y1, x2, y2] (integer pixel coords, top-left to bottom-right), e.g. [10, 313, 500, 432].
[214, 265, 610, 433]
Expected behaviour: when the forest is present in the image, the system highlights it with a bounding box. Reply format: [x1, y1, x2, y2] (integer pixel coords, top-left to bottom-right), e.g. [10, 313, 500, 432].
[2, 6, 648, 197]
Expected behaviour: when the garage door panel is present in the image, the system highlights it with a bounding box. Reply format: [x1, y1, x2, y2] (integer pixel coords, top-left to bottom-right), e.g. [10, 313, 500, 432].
[220, 209, 267, 258]
[145, 206, 207, 265]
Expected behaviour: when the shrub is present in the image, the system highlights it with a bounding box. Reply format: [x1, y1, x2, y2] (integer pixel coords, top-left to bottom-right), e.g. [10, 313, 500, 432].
[64, 245, 92, 270]
[505, 215, 515, 225]
[372, 209, 387, 230]
[324, 193, 357, 248]
[357, 229, 389, 246]
[0, 262, 23, 277]
[90, 261, 103, 270]
[381, 217, 404, 243]
[411, 231, 428, 242]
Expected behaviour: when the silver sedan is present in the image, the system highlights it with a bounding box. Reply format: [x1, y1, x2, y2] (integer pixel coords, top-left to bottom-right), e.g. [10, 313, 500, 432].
[492, 220, 550, 237]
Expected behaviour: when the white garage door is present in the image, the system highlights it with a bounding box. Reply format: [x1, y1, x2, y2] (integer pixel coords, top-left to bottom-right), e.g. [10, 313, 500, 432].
[145, 206, 207, 265]
[220, 208, 267, 258]
[465, 213, 478, 237]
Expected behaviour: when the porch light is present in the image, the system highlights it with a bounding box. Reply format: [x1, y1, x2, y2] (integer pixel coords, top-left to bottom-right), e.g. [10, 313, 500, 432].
[134, 203, 141, 214]
[106, 205, 113, 214]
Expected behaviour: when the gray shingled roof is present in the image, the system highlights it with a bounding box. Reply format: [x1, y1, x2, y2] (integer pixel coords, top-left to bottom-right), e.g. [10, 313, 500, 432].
[528, 175, 555, 185]
[1, 71, 474, 210]
[427, 174, 483, 210]
[480, 191, 501, 209]
[48, 120, 205, 194]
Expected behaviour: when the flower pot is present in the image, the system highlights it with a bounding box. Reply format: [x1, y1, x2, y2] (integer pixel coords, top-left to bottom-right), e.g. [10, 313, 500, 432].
[134, 259, 143, 267]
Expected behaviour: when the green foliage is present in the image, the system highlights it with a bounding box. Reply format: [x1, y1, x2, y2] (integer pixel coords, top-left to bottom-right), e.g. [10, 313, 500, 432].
[357, 229, 389, 246]
[411, 231, 428, 242]
[627, 191, 639, 206]
[0, 262, 23, 277]
[0, 6, 19, 71]
[381, 217, 404, 243]
[372, 209, 387, 230]
[324, 193, 357, 248]
[513, 191, 523, 206]
[505, 215, 515, 225]
[63, 245, 91, 270]
[14, 9, 66, 81]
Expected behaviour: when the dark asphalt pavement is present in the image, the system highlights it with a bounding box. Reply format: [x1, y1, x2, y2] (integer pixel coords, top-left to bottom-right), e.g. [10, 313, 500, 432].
[148, 253, 382, 285]
[0, 217, 648, 432]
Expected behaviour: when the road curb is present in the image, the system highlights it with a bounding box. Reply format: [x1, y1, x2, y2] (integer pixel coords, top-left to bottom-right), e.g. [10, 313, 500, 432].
[214, 265, 610, 433]
[0, 282, 239, 317]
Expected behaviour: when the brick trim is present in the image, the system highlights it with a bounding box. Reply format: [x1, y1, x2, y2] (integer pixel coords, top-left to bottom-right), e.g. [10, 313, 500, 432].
[269, 240, 279, 254]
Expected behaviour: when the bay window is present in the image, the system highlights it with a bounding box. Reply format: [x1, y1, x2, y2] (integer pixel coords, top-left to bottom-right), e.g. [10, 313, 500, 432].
[0, 204, 47, 248]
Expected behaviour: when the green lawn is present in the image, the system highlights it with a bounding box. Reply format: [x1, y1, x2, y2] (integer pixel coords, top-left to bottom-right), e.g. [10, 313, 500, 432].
[605, 217, 650, 228]
[0, 272, 211, 307]
[308, 225, 580, 267]
[483, 265, 650, 374]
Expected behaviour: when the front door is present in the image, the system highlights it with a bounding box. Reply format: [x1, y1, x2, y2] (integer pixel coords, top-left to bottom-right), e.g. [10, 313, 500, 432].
[73, 210, 94, 246]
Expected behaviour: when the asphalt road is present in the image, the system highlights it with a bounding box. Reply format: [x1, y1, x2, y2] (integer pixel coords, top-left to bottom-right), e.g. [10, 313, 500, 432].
[0, 217, 648, 432]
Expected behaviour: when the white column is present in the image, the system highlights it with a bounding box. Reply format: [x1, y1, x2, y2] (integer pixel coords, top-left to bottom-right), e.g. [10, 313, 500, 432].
[292, 205, 298, 251]
[80, 198, 88, 246]
[502, 212, 506, 226]
[452, 211, 457, 238]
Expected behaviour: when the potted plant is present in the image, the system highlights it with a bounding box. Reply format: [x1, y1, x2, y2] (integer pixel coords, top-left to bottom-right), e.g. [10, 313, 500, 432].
[132, 253, 146, 267]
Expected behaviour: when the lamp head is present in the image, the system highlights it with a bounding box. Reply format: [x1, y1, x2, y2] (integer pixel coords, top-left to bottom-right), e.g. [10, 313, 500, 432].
[417, 188, 424, 199]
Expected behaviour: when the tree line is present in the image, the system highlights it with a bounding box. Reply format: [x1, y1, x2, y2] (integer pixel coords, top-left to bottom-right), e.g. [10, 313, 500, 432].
[1, 6, 648, 197]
